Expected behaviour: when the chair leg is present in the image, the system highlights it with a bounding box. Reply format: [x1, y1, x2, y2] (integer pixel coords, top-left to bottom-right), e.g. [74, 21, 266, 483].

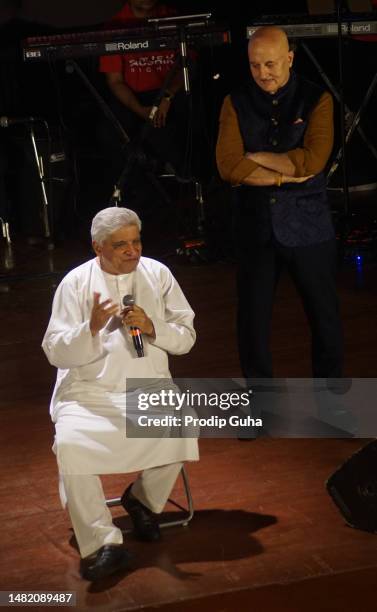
[160, 465, 194, 529]
[106, 466, 194, 529]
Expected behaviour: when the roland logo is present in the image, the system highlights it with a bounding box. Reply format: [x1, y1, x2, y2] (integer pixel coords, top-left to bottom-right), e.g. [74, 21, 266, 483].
[352, 24, 371, 33]
[117, 40, 150, 51]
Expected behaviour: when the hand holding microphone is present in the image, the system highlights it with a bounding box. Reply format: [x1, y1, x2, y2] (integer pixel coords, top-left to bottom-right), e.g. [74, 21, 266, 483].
[122, 295, 155, 357]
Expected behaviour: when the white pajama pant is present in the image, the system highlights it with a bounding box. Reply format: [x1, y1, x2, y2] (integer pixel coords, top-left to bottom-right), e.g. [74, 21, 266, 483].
[61, 462, 183, 558]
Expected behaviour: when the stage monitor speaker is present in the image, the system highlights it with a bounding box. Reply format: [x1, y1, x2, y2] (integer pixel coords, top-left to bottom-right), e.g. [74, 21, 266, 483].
[326, 441, 377, 533]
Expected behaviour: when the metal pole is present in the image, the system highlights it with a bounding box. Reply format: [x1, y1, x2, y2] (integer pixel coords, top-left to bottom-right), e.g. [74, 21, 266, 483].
[336, 0, 350, 217]
[302, 43, 377, 165]
[29, 125, 51, 239]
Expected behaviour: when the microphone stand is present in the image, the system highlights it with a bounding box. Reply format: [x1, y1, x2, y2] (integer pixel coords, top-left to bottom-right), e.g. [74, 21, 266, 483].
[176, 24, 208, 261]
[179, 24, 191, 94]
[29, 123, 53, 245]
[111, 54, 184, 207]
[66, 60, 131, 147]
[65, 59, 174, 207]
[65, 60, 131, 206]
[66, 15, 210, 262]
[146, 14, 211, 261]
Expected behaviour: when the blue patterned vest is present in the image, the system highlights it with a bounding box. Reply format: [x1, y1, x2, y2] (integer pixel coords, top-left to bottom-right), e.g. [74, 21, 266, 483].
[231, 73, 335, 247]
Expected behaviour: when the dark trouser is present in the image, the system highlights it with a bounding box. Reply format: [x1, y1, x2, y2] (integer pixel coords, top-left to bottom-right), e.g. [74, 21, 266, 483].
[237, 239, 343, 379]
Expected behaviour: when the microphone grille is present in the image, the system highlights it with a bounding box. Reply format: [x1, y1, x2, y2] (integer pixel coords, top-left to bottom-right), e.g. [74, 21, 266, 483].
[122, 294, 135, 307]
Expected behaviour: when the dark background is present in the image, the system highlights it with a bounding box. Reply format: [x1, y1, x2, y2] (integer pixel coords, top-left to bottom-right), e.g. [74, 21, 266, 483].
[2, 0, 374, 118]
[0, 0, 376, 242]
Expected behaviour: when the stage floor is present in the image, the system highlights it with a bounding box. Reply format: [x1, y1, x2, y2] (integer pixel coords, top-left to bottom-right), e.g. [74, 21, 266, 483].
[0, 234, 377, 611]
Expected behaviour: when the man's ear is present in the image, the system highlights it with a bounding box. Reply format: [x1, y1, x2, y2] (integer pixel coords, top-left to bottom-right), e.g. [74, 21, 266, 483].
[92, 241, 101, 256]
[288, 50, 294, 67]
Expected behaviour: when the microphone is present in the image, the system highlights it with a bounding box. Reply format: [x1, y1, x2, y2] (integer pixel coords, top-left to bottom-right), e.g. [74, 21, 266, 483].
[122, 294, 144, 358]
[0, 116, 41, 128]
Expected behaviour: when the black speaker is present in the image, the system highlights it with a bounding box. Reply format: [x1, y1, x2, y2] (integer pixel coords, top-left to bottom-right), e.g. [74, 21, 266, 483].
[326, 441, 377, 533]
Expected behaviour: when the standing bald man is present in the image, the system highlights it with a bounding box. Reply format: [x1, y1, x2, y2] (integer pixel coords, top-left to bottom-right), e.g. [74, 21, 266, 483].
[216, 27, 343, 380]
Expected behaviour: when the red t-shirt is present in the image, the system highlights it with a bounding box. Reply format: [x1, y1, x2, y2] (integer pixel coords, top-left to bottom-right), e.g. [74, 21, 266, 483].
[99, 3, 178, 92]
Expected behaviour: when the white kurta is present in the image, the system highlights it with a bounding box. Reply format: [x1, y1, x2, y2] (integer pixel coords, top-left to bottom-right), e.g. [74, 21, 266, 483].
[42, 256, 199, 475]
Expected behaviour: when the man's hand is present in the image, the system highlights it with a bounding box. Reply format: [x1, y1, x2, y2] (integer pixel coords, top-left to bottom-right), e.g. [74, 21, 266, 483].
[243, 166, 314, 187]
[121, 304, 155, 338]
[151, 98, 171, 128]
[139, 106, 153, 121]
[245, 151, 296, 176]
[89, 292, 119, 337]
[282, 174, 314, 184]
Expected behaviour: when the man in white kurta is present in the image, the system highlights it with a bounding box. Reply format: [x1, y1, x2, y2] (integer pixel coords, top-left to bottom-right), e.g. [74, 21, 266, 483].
[42, 206, 199, 580]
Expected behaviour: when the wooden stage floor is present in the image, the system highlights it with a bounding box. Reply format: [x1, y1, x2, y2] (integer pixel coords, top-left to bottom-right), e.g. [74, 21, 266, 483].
[0, 233, 376, 611]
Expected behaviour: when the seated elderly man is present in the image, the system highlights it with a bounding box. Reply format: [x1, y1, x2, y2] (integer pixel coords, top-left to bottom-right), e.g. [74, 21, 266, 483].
[42, 206, 199, 581]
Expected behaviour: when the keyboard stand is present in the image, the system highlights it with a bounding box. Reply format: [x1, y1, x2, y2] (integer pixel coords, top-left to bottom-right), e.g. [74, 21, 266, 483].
[65, 59, 174, 208]
[326, 67, 377, 182]
[301, 42, 377, 183]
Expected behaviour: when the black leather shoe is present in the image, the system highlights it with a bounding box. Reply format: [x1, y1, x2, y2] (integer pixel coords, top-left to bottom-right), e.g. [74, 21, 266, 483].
[121, 484, 161, 542]
[81, 545, 132, 581]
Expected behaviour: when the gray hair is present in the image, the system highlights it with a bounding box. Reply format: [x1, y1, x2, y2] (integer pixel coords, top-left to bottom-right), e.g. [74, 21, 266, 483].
[91, 207, 142, 244]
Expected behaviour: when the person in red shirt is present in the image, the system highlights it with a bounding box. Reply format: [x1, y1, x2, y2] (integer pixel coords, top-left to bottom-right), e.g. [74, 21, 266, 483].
[99, 0, 189, 179]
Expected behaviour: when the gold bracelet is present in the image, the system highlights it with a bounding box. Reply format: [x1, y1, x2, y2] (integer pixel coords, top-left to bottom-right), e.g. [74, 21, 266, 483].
[276, 173, 283, 187]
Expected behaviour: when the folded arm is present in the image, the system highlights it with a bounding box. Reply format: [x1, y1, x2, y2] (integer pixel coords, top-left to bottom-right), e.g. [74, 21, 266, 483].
[245, 151, 296, 176]
[216, 95, 260, 185]
[286, 92, 334, 176]
[246, 92, 334, 177]
[216, 97, 290, 185]
[216, 92, 333, 185]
